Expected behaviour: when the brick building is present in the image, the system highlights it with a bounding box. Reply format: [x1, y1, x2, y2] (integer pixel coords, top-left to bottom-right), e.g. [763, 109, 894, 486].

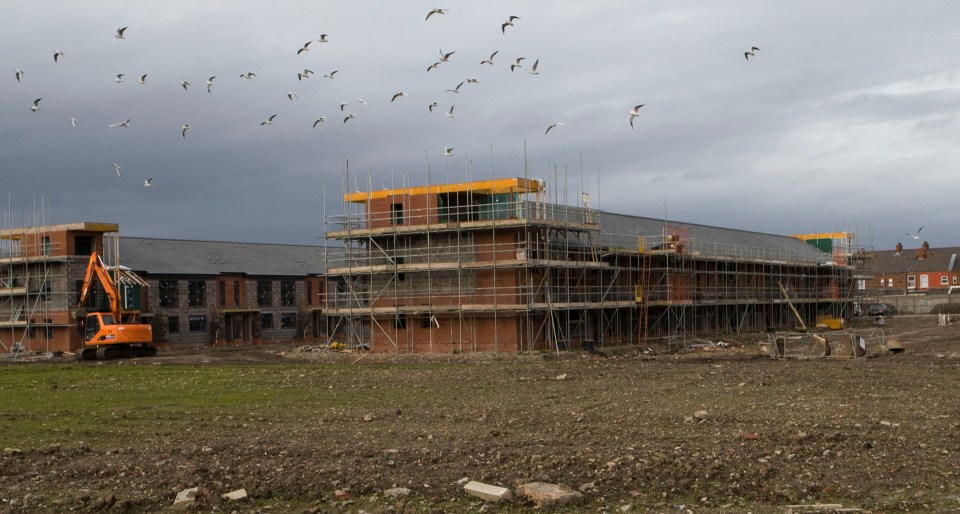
[869, 241, 960, 294]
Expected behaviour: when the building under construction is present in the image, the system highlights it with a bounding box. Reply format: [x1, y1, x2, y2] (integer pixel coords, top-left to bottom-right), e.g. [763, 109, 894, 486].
[322, 177, 866, 352]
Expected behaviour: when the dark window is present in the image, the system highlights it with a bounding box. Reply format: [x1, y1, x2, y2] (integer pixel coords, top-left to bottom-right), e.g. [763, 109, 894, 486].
[420, 314, 432, 329]
[395, 314, 407, 329]
[257, 281, 272, 306]
[219, 281, 226, 307]
[159, 280, 178, 307]
[45, 319, 54, 340]
[188, 281, 206, 307]
[168, 316, 180, 333]
[39, 280, 51, 302]
[391, 203, 404, 225]
[281, 312, 296, 329]
[306, 281, 313, 306]
[233, 281, 240, 307]
[42, 236, 51, 256]
[74, 236, 94, 256]
[396, 256, 405, 281]
[188, 315, 207, 332]
[280, 281, 296, 306]
[260, 313, 273, 329]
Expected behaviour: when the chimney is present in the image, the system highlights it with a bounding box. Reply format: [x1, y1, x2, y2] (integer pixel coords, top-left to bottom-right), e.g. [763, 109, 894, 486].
[895, 242, 903, 255]
[917, 241, 929, 260]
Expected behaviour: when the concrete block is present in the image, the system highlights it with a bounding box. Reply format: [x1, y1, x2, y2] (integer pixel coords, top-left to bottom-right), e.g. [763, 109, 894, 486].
[516, 482, 584, 508]
[464, 480, 513, 503]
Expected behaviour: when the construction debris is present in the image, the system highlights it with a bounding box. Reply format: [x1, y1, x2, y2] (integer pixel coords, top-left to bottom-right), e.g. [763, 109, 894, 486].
[515, 482, 583, 508]
[463, 480, 513, 503]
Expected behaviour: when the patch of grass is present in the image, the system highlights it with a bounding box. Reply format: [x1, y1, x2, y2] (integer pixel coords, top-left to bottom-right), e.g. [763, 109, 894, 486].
[0, 362, 483, 449]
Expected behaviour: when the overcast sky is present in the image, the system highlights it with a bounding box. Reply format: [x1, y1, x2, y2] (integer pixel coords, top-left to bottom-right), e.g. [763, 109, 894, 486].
[3, 1, 958, 251]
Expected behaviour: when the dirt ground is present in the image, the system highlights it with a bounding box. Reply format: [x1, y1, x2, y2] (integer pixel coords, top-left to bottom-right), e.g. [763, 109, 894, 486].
[2, 315, 960, 513]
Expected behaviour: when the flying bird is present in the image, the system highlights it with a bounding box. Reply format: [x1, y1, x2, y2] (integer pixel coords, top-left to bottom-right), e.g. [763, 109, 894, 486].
[180, 124, 190, 139]
[502, 15, 520, 33]
[297, 41, 312, 54]
[545, 122, 564, 135]
[180, 80, 191, 91]
[69, 117, 78, 127]
[115, 26, 128, 39]
[260, 114, 277, 126]
[112, 162, 121, 176]
[15, 69, 24, 82]
[205, 76, 216, 93]
[357, 98, 368, 105]
[240, 72, 256, 79]
[138, 73, 148, 84]
[466, 77, 479, 84]
[297, 69, 314, 80]
[527, 58, 540, 75]
[428, 101, 438, 112]
[339, 101, 348, 111]
[317, 34, 328, 43]
[144, 177, 153, 187]
[53, 51, 64, 63]
[30, 98, 42, 112]
[323, 70, 338, 79]
[109, 118, 131, 128]
[343, 114, 355, 123]
[906, 227, 923, 240]
[443, 146, 454, 156]
[287, 91, 298, 101]
[446, 105, 455, 118]
[510, 57, 525, 72]
[426, 8, 448, 20]
[426, 62, 440, 72]
[438, 47, 455, 62]
[446, 81, 464, 93]
[391, 91, 407, 102]
[312, 116, 326, 128]
[744, 46, 760, 60]
[480, 50, 498, 65]
[628, 104, 644, 128]
[115, 73, 125, 83]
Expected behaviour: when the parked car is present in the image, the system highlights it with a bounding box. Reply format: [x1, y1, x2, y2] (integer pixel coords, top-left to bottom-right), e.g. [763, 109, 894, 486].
[867, 303, 898, 317]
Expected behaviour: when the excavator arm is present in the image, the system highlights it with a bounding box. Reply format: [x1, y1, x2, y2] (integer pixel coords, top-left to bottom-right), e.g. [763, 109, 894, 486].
[77, 251, 120, 317]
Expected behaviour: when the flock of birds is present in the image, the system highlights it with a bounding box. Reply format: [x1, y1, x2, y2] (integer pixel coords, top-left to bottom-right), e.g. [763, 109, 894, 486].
[15, 9, 767, 189]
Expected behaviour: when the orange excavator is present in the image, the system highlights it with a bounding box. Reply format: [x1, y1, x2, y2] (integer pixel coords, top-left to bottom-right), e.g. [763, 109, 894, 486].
[74, 251, 155, 360]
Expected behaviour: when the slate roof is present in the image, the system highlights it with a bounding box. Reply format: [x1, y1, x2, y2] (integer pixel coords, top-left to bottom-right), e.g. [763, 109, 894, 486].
[119, 237, 326, 277]
[872, 246, 960, 274]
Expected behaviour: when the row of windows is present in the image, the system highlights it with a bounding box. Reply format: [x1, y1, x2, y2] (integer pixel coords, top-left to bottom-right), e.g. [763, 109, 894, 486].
[879, 275, 957, 287]
[159, 280, 308, 308]
[166, 313, 299, 333]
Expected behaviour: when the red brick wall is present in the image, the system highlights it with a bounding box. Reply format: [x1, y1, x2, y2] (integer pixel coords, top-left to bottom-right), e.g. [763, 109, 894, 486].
[367, 194, 438, 229]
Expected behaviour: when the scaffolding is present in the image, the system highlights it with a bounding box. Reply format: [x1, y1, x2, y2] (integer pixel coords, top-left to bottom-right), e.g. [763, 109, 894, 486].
[322, 172, 868, 353]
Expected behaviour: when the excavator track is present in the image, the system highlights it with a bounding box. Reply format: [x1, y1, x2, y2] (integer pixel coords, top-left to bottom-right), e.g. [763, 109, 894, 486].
[76, 345, 157, 361]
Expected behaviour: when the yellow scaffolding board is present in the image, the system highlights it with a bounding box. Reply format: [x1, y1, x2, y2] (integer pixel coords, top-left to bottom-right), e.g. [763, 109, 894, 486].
[343, 177, 545, 203]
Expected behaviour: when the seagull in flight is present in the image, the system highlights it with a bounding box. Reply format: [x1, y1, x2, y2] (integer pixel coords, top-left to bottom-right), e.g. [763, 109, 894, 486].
[744, 46, 760, 60]
[240, 72, 256, 79]
[287, 91, 298, 101]
[180, 124, 190, 139]
[343, 114, 355, 123]
[438, 47, 456, 62]
[446, 105, 455, 118]
[443, 146, 454, 156]
[466, 77, 479, 84]
[446, 81, 464, 93]
[112, 162, 121, 176]
[480, 50, 498, 65]
[144, 177, 153, 187]
[428, 101, 438, 112]
[391, 91, 407, 102]
[905, 226, 923, 240]
[138, 73, 148, 84]
[30, 98, 41, 112]
[426, 62, 440, 72]
[260, 114, 277, 126]
[527, 58, 540, 75]
[426, 8, 448, 20]
[317, 34, 328, 43]
[510, 57, 525, 72]
[323, 70, 338, 79]
[339, 101, 348, 111]
[628, 104, 644, 128]
[110, 118, 131, 128]
[53, 51, 64, 63]
[69, 117, 78, 127]
[115, 26, 128, 39]
[545, 122, 564, 135]
[297, 41, 312, 55]
[357, 98, 368, 105]
[15, 69, 24, 82]
[180, 80, 191, 91]
[115, 73, 125, 83]
[312, 116, 326, 128]
[206, 76, 216, 93]
[297, 69, 314, 81]
[502, 15, 520, 33]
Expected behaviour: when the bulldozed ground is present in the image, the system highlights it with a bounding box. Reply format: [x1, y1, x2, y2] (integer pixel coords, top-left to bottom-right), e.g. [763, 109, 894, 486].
[1, 315, 960, 513]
